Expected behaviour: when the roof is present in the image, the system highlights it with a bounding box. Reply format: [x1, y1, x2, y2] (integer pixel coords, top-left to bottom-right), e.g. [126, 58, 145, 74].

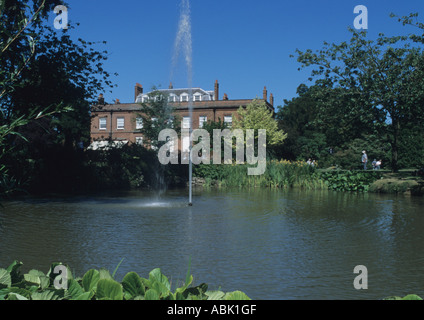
[92, 99, 274, 113]
[135, 87, 214, 103]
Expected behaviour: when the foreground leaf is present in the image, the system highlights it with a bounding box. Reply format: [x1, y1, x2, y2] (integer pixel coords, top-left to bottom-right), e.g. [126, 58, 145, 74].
[122, 272, 145, 298]
[401, 294, 423, 300]
[82, 269, 100, 293]
[0, 269, 11, 288]
[96, 279, 123, 300]
[224, 291, 251, 300]
[144, 289, 160, 300]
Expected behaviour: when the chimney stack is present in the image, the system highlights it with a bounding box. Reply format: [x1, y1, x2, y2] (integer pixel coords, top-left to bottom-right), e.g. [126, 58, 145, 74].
[135, 83, 143, 101]
[98, 93, 105, 105]
[263, 86, 267, 101]
[115, 99, 120, 104]
[169, 82, 173, 89]
[270, 93, 274, 107]
[223, 93, 228, 100]
[214, 80, 219, 101]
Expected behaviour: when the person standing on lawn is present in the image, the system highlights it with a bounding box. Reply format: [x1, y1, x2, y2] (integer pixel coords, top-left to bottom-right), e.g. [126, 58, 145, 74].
[362, 150, 368, 170]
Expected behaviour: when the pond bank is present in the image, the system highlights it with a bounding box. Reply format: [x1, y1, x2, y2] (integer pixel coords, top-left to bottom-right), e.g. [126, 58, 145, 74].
[191, 170, 424, 196]
[369, 171, 424, 196]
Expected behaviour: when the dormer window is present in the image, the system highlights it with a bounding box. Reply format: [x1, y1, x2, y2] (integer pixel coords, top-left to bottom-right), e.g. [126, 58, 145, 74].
[181, 93, 189, 102]
[168, 94, 177, 102]
[193, 93, 202, 101]
[142, 95, 150, 103]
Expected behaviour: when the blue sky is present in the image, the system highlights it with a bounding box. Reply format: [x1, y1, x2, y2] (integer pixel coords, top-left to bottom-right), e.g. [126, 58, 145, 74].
[50, 0, 424, 108]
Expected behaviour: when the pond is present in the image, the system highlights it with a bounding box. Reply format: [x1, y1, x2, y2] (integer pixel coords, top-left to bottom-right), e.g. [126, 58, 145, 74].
[1, 188, 424, 300]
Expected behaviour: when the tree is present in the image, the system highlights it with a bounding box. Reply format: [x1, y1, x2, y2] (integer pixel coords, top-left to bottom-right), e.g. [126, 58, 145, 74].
[293, 21, 424, 172]
[9, 24, 115, 150]
[233, 99, 287, 150]
[276, 84, 321, 160]
[1, 1, 116, 194]
[0, 0, 61, 102]
[1, 0, 62, 197]
[136, 89, 180, 151]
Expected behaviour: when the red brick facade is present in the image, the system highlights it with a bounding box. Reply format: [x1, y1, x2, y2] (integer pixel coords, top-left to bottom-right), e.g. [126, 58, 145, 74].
[90, 81, 274, 148]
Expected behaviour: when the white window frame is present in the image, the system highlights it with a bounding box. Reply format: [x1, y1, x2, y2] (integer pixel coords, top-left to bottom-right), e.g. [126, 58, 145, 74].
[224, 115, 233, 128]
[168, 94, 177, 102]
[117, 117, 125, 130]
[199, 116, 207, 128]
[136, 117, 143, 130]
[99, 117, 107, 130]
[135, 137, 143, 145]
[182, 136, 190, 152]
[180, 93, 189, 102]
[193, 93, 202, 102]
[182, 116, 191, 129]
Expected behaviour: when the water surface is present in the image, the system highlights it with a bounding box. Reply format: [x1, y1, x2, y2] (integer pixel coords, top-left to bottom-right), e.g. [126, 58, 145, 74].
[1, 188, 424, 299]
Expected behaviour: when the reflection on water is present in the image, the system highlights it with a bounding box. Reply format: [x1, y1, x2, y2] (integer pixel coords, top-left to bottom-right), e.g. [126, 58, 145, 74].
[1, 188, 424, 299]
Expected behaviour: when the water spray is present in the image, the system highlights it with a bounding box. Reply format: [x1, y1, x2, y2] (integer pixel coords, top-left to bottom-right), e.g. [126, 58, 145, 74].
[171, 0, 193, 206]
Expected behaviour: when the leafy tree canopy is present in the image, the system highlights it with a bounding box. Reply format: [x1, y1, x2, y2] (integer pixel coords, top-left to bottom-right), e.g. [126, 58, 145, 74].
[233, 99, 287, 147]
[292, 14, 424, 171]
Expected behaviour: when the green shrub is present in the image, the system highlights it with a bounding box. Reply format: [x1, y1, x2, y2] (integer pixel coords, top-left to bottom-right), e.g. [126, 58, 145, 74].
[318, 170, 382, 192]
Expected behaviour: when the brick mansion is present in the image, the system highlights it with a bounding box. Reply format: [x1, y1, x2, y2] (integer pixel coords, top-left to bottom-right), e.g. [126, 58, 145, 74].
[90, 80, 275, 149]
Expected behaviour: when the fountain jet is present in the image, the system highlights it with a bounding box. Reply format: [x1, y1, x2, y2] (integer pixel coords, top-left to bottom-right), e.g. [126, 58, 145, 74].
[171, 0, 193, 206]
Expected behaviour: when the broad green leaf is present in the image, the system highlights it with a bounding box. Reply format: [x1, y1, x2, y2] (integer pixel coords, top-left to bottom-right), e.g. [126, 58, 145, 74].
[23, 273, 40, 286]
[175, 291, 185, 300]
[99, 268, 113, 280]
[73, 291, 93, 300]
[205, 290, 225, 300]
[401, 294, 423, 300]
[67, 279, 84, 299]
[25, 270, 49, 289]
[9, 287, 32, 300]
[149, 268, 170, 288]
[224, 291, 251, 300]
[6, 261, 23, 284]
[149, 268, 170, 296]
[82, 269, 100, 293]
[31, 290, 59, 300]
[0, 268, 11, 288]
[27, 269, 45, 277]
[122, 272, 145, 298]
[140, 277, 152, 290]
[39, 276, 50, 290]
[0, 288, 10, 300]
[7, 293, 28, 300]
[144, 289, 160, 300]
[96, 279, 123, 300]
